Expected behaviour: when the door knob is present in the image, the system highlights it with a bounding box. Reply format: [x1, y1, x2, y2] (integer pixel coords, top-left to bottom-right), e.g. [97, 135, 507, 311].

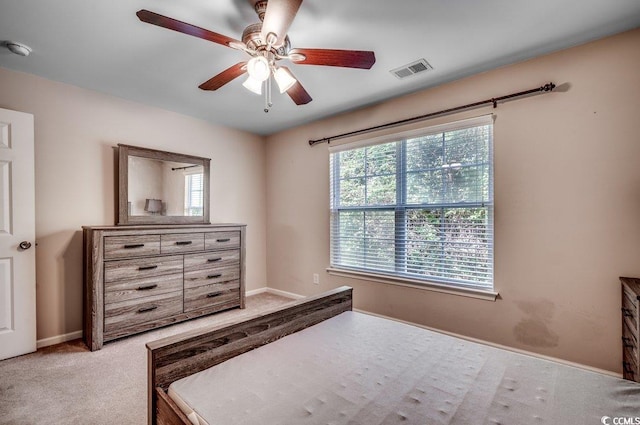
[19, 241, 32, 250]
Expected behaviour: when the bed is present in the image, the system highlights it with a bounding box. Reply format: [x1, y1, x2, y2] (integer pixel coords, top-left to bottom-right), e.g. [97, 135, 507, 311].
[146, 286, 640, 425]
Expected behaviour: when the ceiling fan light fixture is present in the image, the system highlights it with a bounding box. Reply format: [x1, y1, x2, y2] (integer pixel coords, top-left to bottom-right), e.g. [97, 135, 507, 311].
[227, 40, 247, 51]
[274, 67, 296, 93]
[264, 32, 278, 46]
[288, 52, 306, 62]
[4, 41, 32, 57]
[242, 75, 263, 95]
[247, 56, 270, 82]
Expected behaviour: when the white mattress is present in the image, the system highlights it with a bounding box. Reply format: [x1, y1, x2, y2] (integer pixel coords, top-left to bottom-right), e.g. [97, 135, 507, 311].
[169, 311, 640, 425]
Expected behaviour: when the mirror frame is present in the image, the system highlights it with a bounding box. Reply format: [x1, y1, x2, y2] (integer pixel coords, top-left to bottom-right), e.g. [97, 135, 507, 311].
[117, 144, 211, 225]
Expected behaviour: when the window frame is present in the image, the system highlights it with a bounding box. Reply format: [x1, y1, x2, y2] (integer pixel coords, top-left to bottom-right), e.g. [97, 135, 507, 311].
[328, 115, 497, 300]
[184, 171, 204, 217]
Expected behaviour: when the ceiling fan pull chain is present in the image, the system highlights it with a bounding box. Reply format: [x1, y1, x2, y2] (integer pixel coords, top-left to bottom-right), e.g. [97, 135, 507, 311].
[264, 76, 273, 113]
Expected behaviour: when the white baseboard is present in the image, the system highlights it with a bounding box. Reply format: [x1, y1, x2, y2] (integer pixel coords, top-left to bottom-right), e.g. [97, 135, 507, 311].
[245, 287, 269, 297]
[354, 308, 621, 378]
[37, 330, 83, 349]
[264, 287, 305, 300]
[36, 288, 618, 378]
[251, 286, 616, 376]
[246, 286, 305, 300]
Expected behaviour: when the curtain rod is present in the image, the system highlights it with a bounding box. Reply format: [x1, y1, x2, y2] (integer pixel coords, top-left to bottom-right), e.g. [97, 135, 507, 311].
[171, 165, 199, 171]
[308, 82, 556, 146]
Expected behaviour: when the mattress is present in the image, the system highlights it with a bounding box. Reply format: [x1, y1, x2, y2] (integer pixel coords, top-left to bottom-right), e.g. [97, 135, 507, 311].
[168, 311, 640, 425]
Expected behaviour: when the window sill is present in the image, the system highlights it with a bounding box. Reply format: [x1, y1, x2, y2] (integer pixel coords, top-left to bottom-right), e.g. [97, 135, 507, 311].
[326, 267, 499, 301]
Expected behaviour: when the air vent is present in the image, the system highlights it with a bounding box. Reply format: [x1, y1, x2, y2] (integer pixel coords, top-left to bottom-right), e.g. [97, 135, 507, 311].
[390, 59, 433, 80]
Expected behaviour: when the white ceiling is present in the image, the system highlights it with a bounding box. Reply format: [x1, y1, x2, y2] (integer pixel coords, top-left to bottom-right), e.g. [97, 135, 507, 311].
[1, 0, 639, 135]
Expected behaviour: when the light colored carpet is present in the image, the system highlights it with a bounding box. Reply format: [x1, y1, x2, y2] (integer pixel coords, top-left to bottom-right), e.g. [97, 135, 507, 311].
[0, 292, 294, 425]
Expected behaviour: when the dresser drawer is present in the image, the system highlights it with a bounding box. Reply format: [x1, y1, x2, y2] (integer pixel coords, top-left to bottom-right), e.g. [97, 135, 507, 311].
[184, 265, 240, 289]
[104, 291, 183, 336]
[205, 231, 240, 250]
[161, 233, 205, 254]
[104, 273, 183, 304]
[104, 235, 160, 259]
[184, 250, 240, 273]
[184, 281, 240, 313]
[104, 255, 183, 283]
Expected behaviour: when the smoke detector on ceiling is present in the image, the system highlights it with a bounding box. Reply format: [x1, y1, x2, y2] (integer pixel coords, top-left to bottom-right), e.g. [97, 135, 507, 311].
[3, 41, 32, 57]
[390, 59, 433, 79]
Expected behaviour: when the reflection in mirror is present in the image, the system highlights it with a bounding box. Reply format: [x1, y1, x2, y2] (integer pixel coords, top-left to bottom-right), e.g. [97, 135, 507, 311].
[127, 156, 204, 217]
[117, 144, 210, 225]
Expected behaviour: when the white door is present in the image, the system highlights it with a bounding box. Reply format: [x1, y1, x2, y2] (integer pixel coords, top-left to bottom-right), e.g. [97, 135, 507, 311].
[0, 108, 36, 360]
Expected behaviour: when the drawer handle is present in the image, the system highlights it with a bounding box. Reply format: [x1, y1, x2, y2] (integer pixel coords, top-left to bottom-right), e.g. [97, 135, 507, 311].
[138, 265, 158, 271]
[137, 305, 158, 313]
[206, 292, 223, 298]
[622, 308, 635, 318]
[207, 257, 223, 263]
[175, 241, 193, 246]
[137, 284, 158, 291]
[124, 243, 145, 249]
[623, 336, 636, 349]
[207, 273, 223, 279]
[216, 238, 230, 243]
[623, 361, 636, 375]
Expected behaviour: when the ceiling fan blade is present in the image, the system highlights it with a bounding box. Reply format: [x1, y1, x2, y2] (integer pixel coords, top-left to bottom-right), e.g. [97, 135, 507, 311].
[287, 82, 312, 105]
[280, 67, 312, 105]
[137, 9, 243, 49]
[199, 62, 247, 91]
[289, 48, 376, 69]
[260, 0, 303, 47]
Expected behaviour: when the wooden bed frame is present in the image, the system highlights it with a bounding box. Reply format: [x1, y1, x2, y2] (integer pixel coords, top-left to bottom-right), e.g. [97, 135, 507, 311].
[146, 286, 353, 425]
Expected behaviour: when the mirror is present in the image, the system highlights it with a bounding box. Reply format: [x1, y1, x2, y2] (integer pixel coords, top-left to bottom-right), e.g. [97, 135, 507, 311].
[117, 144, 210, 225]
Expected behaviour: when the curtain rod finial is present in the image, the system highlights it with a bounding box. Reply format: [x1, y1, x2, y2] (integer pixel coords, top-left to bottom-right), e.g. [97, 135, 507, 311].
[542, 82, 556, 92]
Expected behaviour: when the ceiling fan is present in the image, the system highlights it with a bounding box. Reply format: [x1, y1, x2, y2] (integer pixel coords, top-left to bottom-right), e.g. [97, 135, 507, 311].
[136, 0, 376, 111]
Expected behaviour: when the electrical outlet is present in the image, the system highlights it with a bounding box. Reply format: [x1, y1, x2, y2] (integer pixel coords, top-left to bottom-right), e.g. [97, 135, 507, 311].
[313, 273, 320, 285]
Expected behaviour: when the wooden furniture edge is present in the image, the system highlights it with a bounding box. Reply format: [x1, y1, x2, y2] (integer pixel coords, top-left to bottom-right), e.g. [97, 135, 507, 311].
[117, 144, 212, 226]
[239, 226, 246, 309]
[118, 144, 129, 225]
[620, 277, 640, 381]
[82, 228, 93, 349]
[82, 224, 246, 230]
[621, 277, 640, 300]
[147, 286, 353, 425]
[156, 387, 192, 425]
[83, 228, 105, 351]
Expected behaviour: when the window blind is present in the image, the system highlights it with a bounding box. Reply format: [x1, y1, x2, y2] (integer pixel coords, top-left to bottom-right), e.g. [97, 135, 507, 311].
[184, 173, 204, 216]
[329, 115, 493, 291]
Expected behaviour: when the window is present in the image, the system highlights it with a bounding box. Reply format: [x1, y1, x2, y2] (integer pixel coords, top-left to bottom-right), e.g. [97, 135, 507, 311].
[329, 116, 493, 292]
[184, 173, 204, 216]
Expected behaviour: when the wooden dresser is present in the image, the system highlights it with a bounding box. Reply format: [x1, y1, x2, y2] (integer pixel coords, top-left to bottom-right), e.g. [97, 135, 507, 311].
[83, 224, 245, 351]
[620, 276, 640, 382]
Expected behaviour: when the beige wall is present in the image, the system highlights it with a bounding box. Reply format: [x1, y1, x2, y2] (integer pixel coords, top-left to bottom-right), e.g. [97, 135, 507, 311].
[265, 28, 640, 373]
[0, 67, 267, 342]
[1, 27, 638, 373]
